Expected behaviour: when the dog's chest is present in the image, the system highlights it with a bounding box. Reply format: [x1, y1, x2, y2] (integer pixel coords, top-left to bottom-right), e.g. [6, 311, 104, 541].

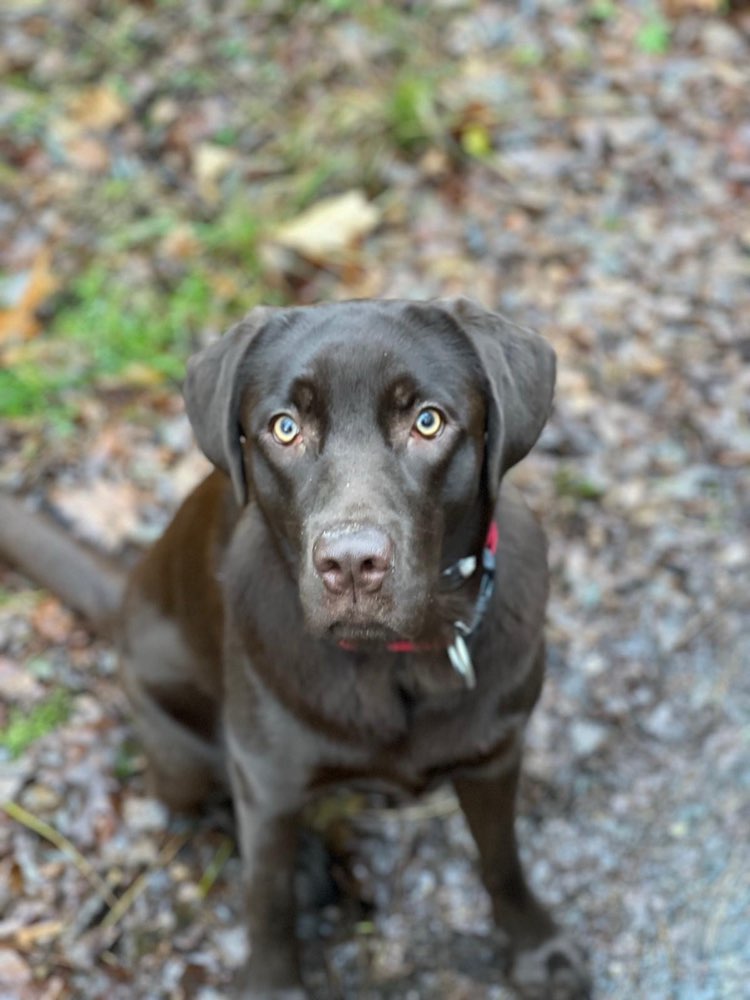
[310, 697, 526, 799]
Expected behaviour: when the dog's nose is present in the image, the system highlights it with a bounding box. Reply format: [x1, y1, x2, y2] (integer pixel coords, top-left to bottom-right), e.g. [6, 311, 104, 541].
[313, 526, 393, 596]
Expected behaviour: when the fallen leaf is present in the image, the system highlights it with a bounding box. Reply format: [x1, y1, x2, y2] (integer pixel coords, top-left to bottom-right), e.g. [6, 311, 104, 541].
[0, 948, 32, 986]
[166, 449, 213, 503]
[0, 657, 45, 703]
[62, 135, 111, 173]
[0, 249, 59, 343]
[66, 85, 127, 131]
[30, 597, 76, 645]
[14, 920, 64, 949]
[267, 189, 380, 261]
[118, 361, 168, 387]
[49, 479, 142, 551]
[159, 224, 201, 261]
[193, 143, 238, 200]
[460, 122, 492, 158]
[664, 0, 725, 12]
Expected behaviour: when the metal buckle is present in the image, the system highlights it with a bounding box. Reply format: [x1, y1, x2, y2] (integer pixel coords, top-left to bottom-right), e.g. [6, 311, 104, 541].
[447, 623, 475, 689]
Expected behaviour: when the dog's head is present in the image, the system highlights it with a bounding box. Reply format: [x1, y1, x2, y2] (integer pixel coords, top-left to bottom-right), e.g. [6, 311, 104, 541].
[184, 299, 555, 644]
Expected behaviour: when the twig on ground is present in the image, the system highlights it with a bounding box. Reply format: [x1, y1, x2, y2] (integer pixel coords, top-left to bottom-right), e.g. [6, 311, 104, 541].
[98, 832, 187, 931]
[198, 835, 235, 899]
[1, 799, 118, 910]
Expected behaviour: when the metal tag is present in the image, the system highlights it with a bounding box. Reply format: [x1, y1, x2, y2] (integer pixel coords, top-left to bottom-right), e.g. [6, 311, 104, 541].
[447, 629, 476, 689]
[457, 555, 477, 579]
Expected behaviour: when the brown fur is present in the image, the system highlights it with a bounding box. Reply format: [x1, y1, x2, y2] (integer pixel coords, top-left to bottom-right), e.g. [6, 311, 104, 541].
[0, 298, 591, 999]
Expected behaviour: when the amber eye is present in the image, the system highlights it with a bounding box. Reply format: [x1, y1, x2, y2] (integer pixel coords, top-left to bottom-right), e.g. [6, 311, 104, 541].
[271, 414, 300, 445]
[414, 407, 444, 438]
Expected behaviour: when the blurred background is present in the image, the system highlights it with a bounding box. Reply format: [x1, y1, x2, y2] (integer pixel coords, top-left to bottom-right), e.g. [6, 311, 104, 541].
[0, 1, 748, 998]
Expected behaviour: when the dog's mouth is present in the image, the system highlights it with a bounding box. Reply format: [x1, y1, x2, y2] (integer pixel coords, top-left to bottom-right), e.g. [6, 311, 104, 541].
[327, 620, 401, 645]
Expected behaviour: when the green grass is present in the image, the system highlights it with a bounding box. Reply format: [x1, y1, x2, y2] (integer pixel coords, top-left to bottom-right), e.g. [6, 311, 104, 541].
[113, 739, 142, 781]
[511, 44, 545, 68]
[0, 265, 215, 420]
[555, 466, 607, 502]
[0, 689, 71, 759]
[107, 214, 178, 252]
[584, 0, 617, 24]
[322, 0, 359, 12]
[0, 0, 454, 425]
[55, 265, 213, 378]
[386, 73, 443, 151]
[197, 200, 262, 268]
[0, 192, 274, 422]
[636, 17, 671, 54]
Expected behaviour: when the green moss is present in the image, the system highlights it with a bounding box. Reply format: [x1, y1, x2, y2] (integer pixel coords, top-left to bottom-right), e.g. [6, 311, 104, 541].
[0, 689, 71, 759]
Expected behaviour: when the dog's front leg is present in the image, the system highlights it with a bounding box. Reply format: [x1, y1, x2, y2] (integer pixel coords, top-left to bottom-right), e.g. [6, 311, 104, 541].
[229, 751, 307, 1000]
[454, 760, 591, 1000]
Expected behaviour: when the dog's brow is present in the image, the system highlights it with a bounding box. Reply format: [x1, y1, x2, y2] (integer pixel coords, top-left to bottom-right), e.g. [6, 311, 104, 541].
[390, 377, 418, 410]
[290, 377, 316, 411]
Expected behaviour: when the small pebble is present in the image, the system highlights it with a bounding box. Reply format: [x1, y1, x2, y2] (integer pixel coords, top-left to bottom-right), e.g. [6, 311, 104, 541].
[122, 796, 169, 833]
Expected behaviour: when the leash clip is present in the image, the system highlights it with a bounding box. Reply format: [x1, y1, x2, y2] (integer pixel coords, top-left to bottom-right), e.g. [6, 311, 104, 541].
[447, 622, 475, 689]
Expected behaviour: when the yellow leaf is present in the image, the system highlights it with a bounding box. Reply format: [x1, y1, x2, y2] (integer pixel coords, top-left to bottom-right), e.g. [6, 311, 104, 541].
[67, 85, 127, 130]
[664, 0, 725, 12]
[0, 250, 59, 344]
[461, 123, 492, 159]
[159, 224, 200, 261]
[268, 190, 380, 261]
[194, 144, 238, 201]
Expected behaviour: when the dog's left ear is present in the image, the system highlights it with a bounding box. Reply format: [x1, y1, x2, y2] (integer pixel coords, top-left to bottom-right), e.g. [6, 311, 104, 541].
[439, 297, 556, 494]
[183, 306, 278, 506]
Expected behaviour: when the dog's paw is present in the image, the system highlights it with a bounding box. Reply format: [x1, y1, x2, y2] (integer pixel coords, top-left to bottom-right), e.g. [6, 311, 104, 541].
[510, 934, 591, 1000]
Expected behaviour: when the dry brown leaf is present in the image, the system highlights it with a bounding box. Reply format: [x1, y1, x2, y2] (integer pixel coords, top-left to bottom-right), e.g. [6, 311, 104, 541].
[50, 479, 142, 551]
[62, 135, 111, 173]
[159, 224, 201, 261]
[664, 0, 726, 12]
[0, 948, 32, 987]
[267, 189, 380, 261]
[118, 361, 168, 387]
[30, 597, 76, 644]
[167, 449, 213, 503]
[208, 272, 241, 300]
[66, 85, 127, 131]
[0, 656, 45, 703]
[193, 143, 238, 200]
[0, 249, 59, 344]
[14, 920, 64, 950]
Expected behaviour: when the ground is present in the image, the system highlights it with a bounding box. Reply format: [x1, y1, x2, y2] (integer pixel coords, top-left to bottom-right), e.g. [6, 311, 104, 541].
[0, 1, 748, 998]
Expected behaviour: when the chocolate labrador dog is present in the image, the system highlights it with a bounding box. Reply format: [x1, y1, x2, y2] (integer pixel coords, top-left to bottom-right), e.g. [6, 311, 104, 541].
[0, 298, 590, 999]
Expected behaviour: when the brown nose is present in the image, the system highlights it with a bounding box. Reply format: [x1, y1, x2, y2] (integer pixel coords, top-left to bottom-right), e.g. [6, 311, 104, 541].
[313, 526, 393, 596]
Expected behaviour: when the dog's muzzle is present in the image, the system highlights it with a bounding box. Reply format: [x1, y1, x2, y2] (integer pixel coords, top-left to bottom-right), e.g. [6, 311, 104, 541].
[312, 523, 394, 599]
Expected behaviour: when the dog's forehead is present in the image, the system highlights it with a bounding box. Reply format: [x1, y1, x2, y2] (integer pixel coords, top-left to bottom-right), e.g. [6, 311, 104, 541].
[254, 303, 480, 401]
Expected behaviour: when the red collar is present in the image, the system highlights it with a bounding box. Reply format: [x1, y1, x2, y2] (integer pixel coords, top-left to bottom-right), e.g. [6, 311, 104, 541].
[338, 520, 498, 687]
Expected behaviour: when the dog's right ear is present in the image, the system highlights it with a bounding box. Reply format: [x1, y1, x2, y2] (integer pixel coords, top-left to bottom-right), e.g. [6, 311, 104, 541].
[183, 306, 276, 506]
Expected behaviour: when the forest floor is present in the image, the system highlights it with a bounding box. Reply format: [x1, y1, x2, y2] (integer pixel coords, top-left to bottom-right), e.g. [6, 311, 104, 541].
[0, 1, 748, 998]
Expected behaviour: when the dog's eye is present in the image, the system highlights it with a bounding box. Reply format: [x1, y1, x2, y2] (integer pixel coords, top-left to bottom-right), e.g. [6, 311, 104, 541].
[414, 407, 444, 438]
[271, 414, 300, 445]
